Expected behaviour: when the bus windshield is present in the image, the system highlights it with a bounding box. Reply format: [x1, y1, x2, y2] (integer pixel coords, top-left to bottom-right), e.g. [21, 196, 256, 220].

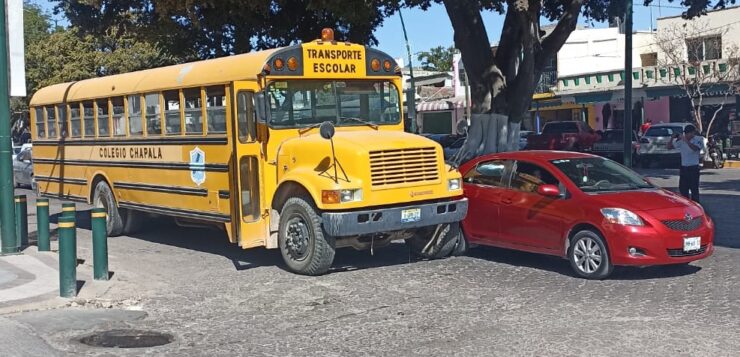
[267, 80, 401, 128]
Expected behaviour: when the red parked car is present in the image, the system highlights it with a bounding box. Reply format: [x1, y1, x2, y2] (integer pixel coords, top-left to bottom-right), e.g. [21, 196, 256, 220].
[458, 151, 714, 279]
[525, 121, 601, 152]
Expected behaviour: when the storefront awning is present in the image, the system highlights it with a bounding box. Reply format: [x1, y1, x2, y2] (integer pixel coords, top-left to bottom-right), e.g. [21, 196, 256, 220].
[416, 97, 467, 112]
[573, 91, 613, 104]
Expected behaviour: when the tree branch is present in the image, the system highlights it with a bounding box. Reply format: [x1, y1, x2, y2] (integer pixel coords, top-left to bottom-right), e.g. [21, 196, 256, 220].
[538, 0, 583, 68]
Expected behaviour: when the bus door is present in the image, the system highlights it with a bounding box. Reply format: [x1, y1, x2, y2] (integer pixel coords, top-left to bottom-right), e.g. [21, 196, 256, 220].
[231, 81, 268, 248]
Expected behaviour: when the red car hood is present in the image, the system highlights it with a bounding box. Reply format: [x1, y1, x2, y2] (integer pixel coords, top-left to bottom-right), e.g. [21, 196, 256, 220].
[592, 189, 696, 212]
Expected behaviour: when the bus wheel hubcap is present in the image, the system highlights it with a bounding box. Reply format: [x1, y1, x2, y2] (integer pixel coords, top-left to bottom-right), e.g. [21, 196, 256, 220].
[286, 217, 310, 261]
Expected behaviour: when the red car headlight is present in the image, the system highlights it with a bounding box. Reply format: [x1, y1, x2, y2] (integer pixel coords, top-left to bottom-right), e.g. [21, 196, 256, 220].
[601, 208, 645, 226]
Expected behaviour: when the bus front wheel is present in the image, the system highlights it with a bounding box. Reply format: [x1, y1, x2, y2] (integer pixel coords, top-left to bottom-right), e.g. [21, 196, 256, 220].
[93, 181, 125, 236]
[278, 196, 336, 275]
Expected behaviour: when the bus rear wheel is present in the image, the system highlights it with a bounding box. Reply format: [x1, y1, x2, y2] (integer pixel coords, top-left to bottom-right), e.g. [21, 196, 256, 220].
[93, 181, 125, 236]
[278, 196, 335, 275]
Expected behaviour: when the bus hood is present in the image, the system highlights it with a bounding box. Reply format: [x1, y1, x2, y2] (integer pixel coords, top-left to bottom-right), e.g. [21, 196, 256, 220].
[291, 130, 440, 152]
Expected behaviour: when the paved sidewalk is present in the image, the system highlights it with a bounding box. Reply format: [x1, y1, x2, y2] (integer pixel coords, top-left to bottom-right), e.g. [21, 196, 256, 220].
[0, 249, 59, 309]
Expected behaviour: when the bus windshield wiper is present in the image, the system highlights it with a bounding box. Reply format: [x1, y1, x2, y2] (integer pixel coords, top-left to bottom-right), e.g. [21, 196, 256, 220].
[339, 116, 378, 130]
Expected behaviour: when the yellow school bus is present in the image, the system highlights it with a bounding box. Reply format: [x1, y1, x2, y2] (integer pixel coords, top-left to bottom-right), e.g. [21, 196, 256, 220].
[29, 29, 468, 275]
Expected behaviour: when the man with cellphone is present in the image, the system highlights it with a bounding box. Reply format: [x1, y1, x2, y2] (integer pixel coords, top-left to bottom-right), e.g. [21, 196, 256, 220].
[667, 124, 704, 203]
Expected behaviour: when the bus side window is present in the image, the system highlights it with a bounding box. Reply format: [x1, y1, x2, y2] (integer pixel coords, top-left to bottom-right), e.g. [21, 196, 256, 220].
[128, 95, 143, 136]
[145, 93, 162, 136]
[57, 104, 68, 137]
[237, 91, 256, 143]
[34, 107, 46, 139]
[69, 103, 82, 138]
[111, 97, 126, 136]
[83, 101, 95, 137]
[45, 106, 57, 138]
[96, 99, 110, 137]
[184, 88, 203, 135]
[164, 90, 182, 135]
[240, 156, 260, 222]
[205, 85, 226, 134]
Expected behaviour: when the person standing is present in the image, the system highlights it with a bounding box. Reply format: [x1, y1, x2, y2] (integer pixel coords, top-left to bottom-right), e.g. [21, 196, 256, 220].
[668, 124, 705, 202]
[640, 118, 652, 136]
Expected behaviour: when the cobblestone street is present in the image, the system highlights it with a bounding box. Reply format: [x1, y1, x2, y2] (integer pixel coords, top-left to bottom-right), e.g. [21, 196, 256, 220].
[2, 168, 739, 356]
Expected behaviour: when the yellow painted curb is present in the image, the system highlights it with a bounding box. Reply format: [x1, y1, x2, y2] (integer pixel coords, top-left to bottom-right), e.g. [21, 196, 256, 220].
[725, 160, 740, 169]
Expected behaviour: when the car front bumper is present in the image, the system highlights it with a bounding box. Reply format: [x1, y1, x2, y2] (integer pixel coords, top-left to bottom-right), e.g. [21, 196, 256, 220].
[322, 198, 468, 237]
[602, 219, 714, 266]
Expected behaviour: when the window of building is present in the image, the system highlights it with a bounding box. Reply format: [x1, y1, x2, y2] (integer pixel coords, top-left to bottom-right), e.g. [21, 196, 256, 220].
[34, 107, 45, 139]
[164, 90, 182, 135]
[111, 97, 126, 136]
[97, 99, 110, 137]
[128, 95, 143, 136]
[641, 52, 657, 67]
[69, 103, 81, 138]
[205, 86, 227, 134]
[46, 106, 57, 138]
[687, 36, 722, 62]
[184, 88, 204, 135]
[145, 93, 162, 136]
[83, 101, 95, 137]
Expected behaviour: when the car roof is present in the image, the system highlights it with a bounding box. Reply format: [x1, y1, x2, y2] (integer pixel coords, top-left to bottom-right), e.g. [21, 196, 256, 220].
[650, 122, 690, 127]
[473, 150, 596, 163]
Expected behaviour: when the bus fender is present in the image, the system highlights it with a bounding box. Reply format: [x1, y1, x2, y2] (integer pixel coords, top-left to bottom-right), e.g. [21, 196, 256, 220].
[88, 171, 115, 205]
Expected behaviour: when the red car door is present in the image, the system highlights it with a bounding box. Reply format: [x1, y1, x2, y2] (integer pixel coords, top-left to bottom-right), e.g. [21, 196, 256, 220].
[461, 159, 512, 243]
[498, 161, 567, 252]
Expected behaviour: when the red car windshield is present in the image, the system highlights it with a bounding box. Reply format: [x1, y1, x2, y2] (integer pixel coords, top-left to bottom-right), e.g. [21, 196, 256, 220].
[550, 158, 653, 193]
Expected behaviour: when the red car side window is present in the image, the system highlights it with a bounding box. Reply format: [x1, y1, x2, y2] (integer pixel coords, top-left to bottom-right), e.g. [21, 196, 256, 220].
[510, 161, 559, 193]
[464, 159, 509, 187]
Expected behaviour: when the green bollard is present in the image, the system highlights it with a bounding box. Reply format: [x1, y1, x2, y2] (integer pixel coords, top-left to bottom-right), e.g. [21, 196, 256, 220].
[91, 208, 109, 281]
[58, 216, 77, 298]
[61, 202, 76, 220]
[14, 195, 28, 249]
[36, 199, 50, 251]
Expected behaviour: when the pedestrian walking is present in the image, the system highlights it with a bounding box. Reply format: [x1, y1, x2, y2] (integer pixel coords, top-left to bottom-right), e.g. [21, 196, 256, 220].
[668, 124, 704, 203]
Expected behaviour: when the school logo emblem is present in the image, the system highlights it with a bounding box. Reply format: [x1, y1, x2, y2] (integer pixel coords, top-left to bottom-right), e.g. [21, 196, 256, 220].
[189, 147, 206, 186]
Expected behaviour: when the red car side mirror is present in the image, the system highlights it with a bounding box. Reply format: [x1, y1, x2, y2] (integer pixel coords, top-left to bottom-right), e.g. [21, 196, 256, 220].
[537, 184, 561, 197]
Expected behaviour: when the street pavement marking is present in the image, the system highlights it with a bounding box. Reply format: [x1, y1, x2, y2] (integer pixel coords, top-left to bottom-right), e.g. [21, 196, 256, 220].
[0, 255, 58, 303]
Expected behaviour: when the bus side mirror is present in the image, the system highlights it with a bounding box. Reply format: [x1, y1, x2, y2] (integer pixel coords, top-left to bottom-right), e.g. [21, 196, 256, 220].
[254, 92, 270, 123]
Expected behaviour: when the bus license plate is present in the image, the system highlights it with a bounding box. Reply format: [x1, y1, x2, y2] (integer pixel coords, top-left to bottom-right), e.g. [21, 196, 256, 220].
[683, 237, 701, 252]
[401, 208, 421, 223]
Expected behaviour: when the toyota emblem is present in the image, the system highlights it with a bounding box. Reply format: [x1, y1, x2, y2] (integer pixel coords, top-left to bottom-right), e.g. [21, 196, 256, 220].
[685, 212, 693, 222]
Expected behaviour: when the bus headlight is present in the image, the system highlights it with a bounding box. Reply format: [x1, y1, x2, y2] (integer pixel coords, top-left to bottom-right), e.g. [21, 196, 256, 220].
[322, 189, 362, 204]
[448, 178, 461, 191]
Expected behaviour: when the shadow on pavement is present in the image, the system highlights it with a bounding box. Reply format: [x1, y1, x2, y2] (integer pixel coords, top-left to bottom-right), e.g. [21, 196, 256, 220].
[123, 219, 418, 274]
[467, 246, 703, 280]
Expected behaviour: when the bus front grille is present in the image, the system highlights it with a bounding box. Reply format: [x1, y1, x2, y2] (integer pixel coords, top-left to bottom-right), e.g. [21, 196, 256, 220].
[369, 147, 439, 188]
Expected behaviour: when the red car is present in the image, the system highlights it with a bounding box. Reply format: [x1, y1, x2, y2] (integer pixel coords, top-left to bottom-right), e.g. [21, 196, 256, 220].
[458, 151, 714, 279]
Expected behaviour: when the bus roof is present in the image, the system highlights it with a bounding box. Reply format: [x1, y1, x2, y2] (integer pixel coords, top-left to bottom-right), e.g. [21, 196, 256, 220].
[30, 46, 282, 106]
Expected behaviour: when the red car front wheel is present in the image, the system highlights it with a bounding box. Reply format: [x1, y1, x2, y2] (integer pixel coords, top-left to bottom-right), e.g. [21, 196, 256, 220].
[568, 230, 614, 279]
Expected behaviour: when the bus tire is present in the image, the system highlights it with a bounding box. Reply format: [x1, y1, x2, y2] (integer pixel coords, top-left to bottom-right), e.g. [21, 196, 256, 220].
[93, 181, 125, 236]
[278, 196, 335, 275]
[406, 222, 460, 259]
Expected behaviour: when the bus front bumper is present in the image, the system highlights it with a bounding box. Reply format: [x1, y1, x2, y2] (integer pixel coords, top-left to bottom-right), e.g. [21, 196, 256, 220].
[322, 198, 468, 237]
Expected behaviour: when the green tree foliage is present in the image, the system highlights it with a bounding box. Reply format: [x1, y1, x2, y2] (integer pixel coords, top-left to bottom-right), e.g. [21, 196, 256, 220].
[417, 46, 454, 72]
[51, 0, 402, 60]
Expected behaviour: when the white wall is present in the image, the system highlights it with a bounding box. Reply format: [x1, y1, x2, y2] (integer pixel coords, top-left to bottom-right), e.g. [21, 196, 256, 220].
[656, 6, 740, 62]
[558, 27, 656, 77]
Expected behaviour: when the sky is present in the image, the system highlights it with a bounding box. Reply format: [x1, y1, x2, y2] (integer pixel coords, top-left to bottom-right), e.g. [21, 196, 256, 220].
[34, 0, 686, 59]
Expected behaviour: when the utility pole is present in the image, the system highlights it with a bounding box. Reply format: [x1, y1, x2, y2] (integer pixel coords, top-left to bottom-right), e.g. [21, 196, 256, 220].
[0, 0, 18, 253]
[623, 0, 634, 167]
[399, 10, 416, 133]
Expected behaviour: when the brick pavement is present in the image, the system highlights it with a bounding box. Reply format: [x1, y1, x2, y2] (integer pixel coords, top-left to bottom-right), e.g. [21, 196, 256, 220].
[0, 169, 739, 356]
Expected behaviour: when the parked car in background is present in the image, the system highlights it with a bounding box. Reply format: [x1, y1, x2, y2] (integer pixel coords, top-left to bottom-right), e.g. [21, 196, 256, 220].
[458, 151, 714, 279]
[13, 145, 34, 189]
[519, 131, 533, 150]
[422, 133, 466, 160]
[525, 121, 601, 152]
[639, 123, 707, 168]
[591, 129, 640, 165]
